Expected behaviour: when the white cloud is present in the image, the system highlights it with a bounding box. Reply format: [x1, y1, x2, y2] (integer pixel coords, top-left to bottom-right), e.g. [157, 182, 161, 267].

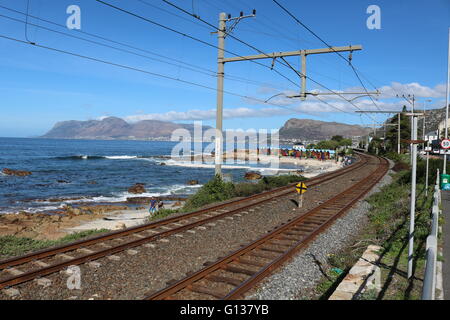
[378, 82, 446, 98]
[121, 82, 446, 123]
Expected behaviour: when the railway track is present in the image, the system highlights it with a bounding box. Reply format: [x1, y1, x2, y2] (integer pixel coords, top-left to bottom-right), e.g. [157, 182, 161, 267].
[145, 154, 388, 300]
[0, 153, 370, 291]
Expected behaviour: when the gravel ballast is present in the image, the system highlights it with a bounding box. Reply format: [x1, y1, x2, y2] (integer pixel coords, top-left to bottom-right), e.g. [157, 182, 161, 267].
[246, 160, 394, 300]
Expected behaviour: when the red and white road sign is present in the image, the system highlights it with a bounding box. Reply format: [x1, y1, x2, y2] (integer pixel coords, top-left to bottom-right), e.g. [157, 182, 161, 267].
[441, 139, 450, 149]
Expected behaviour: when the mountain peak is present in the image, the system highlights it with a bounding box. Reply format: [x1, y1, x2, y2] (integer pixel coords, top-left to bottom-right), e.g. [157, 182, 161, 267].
[279, 118, 370, 141]
[41, 118, 210, 140]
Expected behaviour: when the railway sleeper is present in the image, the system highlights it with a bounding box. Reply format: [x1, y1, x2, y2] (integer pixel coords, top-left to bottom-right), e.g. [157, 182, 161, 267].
[237, 257, 267, 268]
[206, 274, 243, 287]
[247, 251, 276, 260]
[189, 284, 227, 299]
[260, 246, 285, 254]
[223, 265, 255, 276]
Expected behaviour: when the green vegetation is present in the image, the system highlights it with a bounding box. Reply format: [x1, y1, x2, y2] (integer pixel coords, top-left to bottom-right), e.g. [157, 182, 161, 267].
[314, 154, 438, 300]
[0, 229, 109, 258]
[309, 135, 353, 150]
[147, 208, 180, 222]
[367, 105, 412, 154]
[182, 174, 305, 212]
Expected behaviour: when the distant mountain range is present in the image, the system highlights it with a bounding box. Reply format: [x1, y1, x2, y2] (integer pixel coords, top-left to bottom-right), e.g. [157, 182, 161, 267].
[41, 117, 211, 140]
[279, 118, 370, 141]
[41, 117, 370, 141]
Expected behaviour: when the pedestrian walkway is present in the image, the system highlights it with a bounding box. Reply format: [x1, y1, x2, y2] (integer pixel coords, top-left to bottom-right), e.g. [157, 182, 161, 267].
[440, 190, 450, 299]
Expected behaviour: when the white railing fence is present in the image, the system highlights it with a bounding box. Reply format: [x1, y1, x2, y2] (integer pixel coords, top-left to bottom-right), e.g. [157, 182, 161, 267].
[421, 169, 441, 300]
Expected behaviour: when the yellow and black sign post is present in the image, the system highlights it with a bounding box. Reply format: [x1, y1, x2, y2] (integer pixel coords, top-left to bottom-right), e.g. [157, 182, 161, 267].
[296, 182, 307, 208]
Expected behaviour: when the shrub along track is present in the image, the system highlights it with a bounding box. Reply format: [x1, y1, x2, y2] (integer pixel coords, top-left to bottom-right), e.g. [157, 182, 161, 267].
[0, 154, 370, 296]
[145, 154, 388, 300]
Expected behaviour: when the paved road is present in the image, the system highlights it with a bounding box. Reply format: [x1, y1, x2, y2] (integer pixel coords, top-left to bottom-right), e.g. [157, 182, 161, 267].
[441, 190, 450, 299]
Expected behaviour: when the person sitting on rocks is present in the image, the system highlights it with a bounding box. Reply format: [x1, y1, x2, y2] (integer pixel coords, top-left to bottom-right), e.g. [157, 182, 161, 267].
[157, 199, 164, 210]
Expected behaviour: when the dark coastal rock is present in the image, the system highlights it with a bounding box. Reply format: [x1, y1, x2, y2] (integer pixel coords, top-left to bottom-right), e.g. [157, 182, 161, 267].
[244, 172, 262, 180]
[87, 181, 98, 185]
[35, 184, 52, 187]
[63, 204, 128, 215]
[187, 180, 199, 185]
[160, 162, 166, 166]
[127, 196, 187, 204]
[2, 168, 32, 176]
[126, 197, 151, 204]
[128, 183, 146, 194]
[57, 180, 70, 184]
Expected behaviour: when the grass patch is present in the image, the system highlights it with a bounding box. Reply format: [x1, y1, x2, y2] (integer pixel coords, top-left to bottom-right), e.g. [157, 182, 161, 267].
[182, 174, 305, 212]
[147, 208, 180, 222]
[0, 229, 109, 258]
[313, 154, 437, 300]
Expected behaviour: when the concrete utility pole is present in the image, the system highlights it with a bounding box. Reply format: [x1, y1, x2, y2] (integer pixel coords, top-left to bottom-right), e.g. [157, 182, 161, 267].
[426, 140, 430, 197]
[398, 113, 401, 154]
[421, 99, 431, 152]
[215, 11, 256, 176]
[355, 110, 402, 154]
[402, 111, 424, 279]
[215, 12, 226, 176]
[444, 28, 450, 174]
[397, 94, 417, 163]
[409, 116, 418, 279]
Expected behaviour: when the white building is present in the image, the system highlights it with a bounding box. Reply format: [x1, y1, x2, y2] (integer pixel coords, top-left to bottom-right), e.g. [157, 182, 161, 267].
[425, 130, 439, 143]
[438, 118, 450, 137]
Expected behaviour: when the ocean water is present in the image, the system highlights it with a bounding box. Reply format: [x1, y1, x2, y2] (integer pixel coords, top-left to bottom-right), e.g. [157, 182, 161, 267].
[0, 138, 299, 214]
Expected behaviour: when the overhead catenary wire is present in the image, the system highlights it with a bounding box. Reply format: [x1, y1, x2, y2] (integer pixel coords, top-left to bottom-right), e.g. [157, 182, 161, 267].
[0, 33, 306, 115]
[271, 0, 382, 112]
[24, 0, 34, 44]
[100, 0, 373, 117]
[135, 0, 211, 31]
[95, 0, 301, 89]
[157, 0, 376, 121]
[279, 56, 377, 122]
[159, 0, 309, 83]
[0, 4, 291, 91]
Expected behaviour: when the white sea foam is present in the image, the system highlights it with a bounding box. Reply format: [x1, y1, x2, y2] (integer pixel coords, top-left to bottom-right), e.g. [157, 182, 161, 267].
[104, 155, 139, 160]
[0, 204, 67, 215]
[33, 184, 203, 206]
[162, 159, 299, 173]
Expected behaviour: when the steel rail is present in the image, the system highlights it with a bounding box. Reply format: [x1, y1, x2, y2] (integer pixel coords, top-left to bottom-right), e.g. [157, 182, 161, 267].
[145, 155, 388, 300]
[0, 154, 367, 289]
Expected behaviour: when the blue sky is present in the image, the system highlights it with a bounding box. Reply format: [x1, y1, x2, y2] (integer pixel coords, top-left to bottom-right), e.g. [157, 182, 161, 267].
[0, 0, 449, 137]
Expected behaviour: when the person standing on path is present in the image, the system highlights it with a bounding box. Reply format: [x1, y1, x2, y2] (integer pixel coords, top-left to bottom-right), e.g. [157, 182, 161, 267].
[149, 198, 158, 216]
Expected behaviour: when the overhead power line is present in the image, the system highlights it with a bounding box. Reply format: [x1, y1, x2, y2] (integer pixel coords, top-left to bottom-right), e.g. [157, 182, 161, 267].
[0, 33, 306, 115]
[0, 4, 290, 90]
[95, 0, 301, 88]
[271, 0, 382, 112]
[157, 0, 374, 119]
